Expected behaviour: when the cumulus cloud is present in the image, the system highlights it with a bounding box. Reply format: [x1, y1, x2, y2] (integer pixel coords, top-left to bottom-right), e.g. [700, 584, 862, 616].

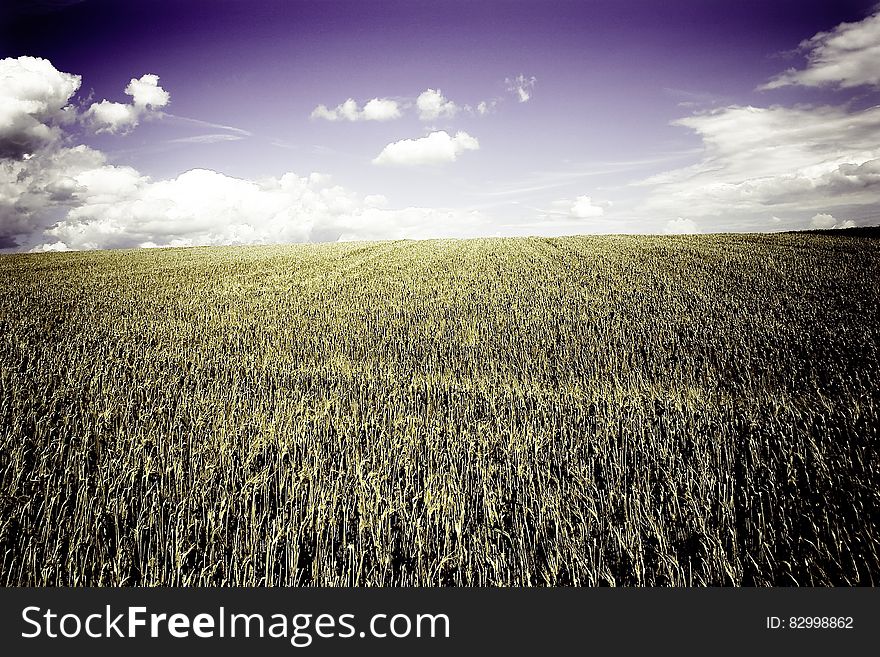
[85, 73, 169, 134]
[311, 99, 358, 122]
[85, 100, 139, 134]
[46, 168, 327, 250]
[1, 142, 106, 247]
[362, 98, 402, 121]
[36, 168, 495, 250]
[568, 195, 605, 218]
[30, 241, 71, 252]
[0, 56, 81, 158]
[125, 73, 170, 109]
[760, 10, 880, 89]
[663, 218, 701, 234]
[505, 74, 537, 102]
[640, 104, 880, 218]
[310, 97, 401, 122]
[372, 130, 479, 166]
[809, 213, 857, 229]
[415, 89, 458, 121]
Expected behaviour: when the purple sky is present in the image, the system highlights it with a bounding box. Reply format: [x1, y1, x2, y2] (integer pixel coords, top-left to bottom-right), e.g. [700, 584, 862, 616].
[2, 0, 879, 251]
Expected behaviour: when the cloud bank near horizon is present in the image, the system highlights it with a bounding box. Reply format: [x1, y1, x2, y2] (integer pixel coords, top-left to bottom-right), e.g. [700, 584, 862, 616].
[629, 7, 880, 231]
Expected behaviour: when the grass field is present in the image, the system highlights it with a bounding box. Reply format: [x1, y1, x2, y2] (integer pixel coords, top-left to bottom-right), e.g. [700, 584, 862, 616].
[0, 232, 878, 586]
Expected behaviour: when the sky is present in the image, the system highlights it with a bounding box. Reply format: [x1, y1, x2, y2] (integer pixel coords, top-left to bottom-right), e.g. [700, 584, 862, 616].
[1, 0, 879, 251]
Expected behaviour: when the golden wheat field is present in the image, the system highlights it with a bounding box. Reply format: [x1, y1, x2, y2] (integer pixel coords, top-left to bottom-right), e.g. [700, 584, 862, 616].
[0, 232, 877, 586]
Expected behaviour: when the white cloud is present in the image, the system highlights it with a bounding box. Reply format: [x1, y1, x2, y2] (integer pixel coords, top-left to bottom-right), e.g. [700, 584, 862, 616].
[86, 100, 140, 134]
[0, 143, 106, 247]
[0, 56, 81, 158]
[73, 164, 144, 204]
[760, 10, 880, 89]
[362, 98, 402, 121]
[641, 104, 880, 219]
[663, 218, 701, 234]
[416, 88, 458, 121]
[86, 73, 169, 134]
[33, 167, 495, 250]
[48, 168, 312, 250]
[505, 74, 537, 102]
[29, 241, 71, 253]
[372, 130, 479, 166]
[125, 73, 170, 109]
[569, 195, 604, 218]
[809, 213, 856, 229]
[310, 98, 359, 122]
[310, 97, 401, 122]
